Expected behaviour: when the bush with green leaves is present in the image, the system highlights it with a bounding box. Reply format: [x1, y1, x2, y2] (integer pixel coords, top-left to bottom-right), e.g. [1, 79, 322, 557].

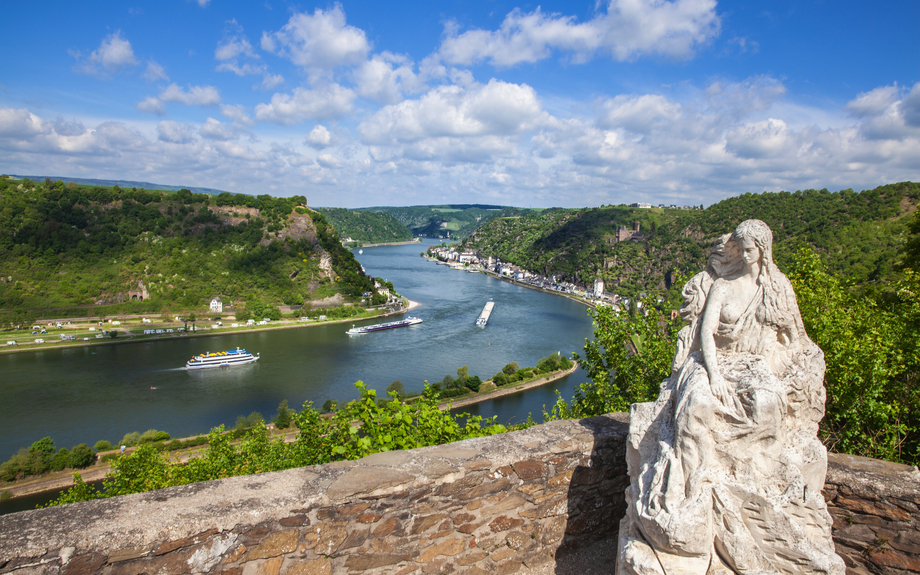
[94, 440, 114, 452]
[45, 382, 506, 506]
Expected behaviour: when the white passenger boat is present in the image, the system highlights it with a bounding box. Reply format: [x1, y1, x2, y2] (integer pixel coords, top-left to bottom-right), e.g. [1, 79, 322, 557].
[346, 317, 422, 335]
[186, 347, 259, 369]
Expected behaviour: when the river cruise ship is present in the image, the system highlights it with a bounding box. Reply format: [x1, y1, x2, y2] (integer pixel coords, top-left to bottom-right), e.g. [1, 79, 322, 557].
[347, 317, 422, 335]
[186, 347, 259, 370]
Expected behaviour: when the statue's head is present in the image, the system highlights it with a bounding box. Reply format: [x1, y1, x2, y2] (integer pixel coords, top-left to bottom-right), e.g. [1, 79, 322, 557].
[732, 219, 773, 269]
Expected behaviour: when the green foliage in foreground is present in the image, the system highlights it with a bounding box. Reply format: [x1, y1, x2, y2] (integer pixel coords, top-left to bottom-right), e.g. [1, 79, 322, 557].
[46, 383, 506, 506]
[787, 249, 920, 463]
[547, 248, 920, 465]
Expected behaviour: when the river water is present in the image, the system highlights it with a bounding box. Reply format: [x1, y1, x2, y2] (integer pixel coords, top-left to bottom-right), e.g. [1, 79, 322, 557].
[0, 239, 595, 462]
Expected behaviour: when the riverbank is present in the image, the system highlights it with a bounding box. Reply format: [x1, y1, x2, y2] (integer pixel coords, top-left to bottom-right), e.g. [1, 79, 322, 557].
[442, 361, 579, 410]
[0, 299, 420, 356]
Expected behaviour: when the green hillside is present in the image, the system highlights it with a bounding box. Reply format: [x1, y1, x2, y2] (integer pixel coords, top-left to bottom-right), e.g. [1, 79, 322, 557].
[315, 208, 413, 245]
[0, 178, 380, 321]
[462, 182, 920, 297]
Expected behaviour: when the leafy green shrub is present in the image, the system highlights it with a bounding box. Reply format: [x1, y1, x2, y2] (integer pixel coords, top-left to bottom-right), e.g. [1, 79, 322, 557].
[119, 432, 141, 448]
[50, 448, 70, 472]
[502, 362, 519, 375]
[69, 444, 95, 469]
[94, 440, 113, 452]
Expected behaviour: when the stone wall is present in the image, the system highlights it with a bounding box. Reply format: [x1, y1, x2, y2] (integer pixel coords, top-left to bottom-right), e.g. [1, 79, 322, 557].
[0, 413, 917, 575]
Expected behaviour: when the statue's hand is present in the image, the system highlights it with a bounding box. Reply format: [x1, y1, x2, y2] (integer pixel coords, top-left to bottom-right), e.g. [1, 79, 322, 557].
[710, 372, 731, 405]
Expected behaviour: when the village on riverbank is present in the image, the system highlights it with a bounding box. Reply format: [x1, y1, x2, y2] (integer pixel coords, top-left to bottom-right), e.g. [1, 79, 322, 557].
[425, 245, 657, 313]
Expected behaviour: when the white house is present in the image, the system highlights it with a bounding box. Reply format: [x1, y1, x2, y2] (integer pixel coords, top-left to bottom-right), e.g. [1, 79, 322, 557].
[593, 278, 605, 298]
[209, 296, 223, 314]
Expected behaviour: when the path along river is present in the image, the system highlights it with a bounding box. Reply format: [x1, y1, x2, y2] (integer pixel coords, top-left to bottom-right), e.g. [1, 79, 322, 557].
[0, 239, 596, 462]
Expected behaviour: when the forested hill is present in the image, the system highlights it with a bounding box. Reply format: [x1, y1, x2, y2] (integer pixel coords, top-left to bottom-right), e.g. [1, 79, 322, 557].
[461, 182, 920, 296]
[362, 205, 536, 239]
[0, 178, 379, 318]
[315, 208, 413, 245]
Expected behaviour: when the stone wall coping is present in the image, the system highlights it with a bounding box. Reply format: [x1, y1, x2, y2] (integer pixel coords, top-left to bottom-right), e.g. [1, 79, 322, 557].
[826, 451, 920, 501]
[0, 413, 630, 560]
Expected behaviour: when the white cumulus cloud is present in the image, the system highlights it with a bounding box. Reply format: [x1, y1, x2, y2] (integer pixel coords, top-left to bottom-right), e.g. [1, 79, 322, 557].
[199, 118, 240, 141]
[143, 60, 169, 82]
[157, 121, 197, 144]
[359, 80, 546, 145]
[159, 84, 222, 107]
[261, 5, 370, 78]
[437, 0, 720, 67]
[306, 125, 332, 149]
[254, 84, 355, 125]
[72, 31, 139, 76]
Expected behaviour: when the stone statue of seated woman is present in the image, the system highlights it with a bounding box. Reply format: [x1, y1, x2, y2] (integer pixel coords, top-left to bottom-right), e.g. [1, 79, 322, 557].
[617, 219, 844, 575]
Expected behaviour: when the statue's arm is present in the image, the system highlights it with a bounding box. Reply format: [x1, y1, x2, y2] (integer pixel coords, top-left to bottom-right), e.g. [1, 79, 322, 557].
[700, 281, 731, 404]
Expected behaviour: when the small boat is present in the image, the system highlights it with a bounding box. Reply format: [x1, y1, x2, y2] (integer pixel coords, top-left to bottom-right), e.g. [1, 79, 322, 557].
[186, 347, 259, 370]
[347, 317, 422, 335]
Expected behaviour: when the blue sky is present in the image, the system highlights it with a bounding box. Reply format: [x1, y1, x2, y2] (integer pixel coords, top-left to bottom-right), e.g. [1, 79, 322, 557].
[1, 0, 917, 208]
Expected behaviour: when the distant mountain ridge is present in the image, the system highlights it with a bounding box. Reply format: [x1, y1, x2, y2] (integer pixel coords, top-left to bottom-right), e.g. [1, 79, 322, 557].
[8, 175, 230, 196]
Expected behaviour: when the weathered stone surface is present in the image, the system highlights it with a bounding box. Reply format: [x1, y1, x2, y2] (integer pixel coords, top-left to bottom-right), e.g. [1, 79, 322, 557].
[327, 467, 413, 499]
[155, 528, 219, 555]
[304, 523, 347, 556]
[62, 552, 106, 575]
[512, 461, 548, 481]
[411, 513, 448, 535]
[244, 530, 298, 561]
[490, 516, 524, 532]
[224, 543, 247, 564]
[106, 547, 148, 564]
[343, 552, 412, 571]
[279, 514, 309, 527]
[188, 532, 237, 572]
[256, 556, 284, 575]
[419, 538, 466, 562]
[339, 528, 368, 551]
[373, 516, 404, 537]
[286, 557, 332, 575]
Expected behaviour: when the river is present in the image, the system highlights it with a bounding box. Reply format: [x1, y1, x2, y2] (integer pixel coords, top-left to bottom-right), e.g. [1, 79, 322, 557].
[0, 239, 595, 463]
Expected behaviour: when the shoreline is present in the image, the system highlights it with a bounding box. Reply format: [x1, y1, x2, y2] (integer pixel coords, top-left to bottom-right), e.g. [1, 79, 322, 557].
[441, 361, 579, 411]
[0, 299, 420, 356]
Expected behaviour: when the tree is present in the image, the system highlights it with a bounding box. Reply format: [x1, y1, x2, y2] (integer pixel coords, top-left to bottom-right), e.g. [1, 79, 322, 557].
[502, 362, 519, 375]
[274, 400, 292, 429]
[69, 444, 95, 469]
[547, 299, 679, 420]
[386, 381, 406, 399]
[464, 375, 482, 393]
[787, 248, 916, 462]
[94, 440, 113, 452]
